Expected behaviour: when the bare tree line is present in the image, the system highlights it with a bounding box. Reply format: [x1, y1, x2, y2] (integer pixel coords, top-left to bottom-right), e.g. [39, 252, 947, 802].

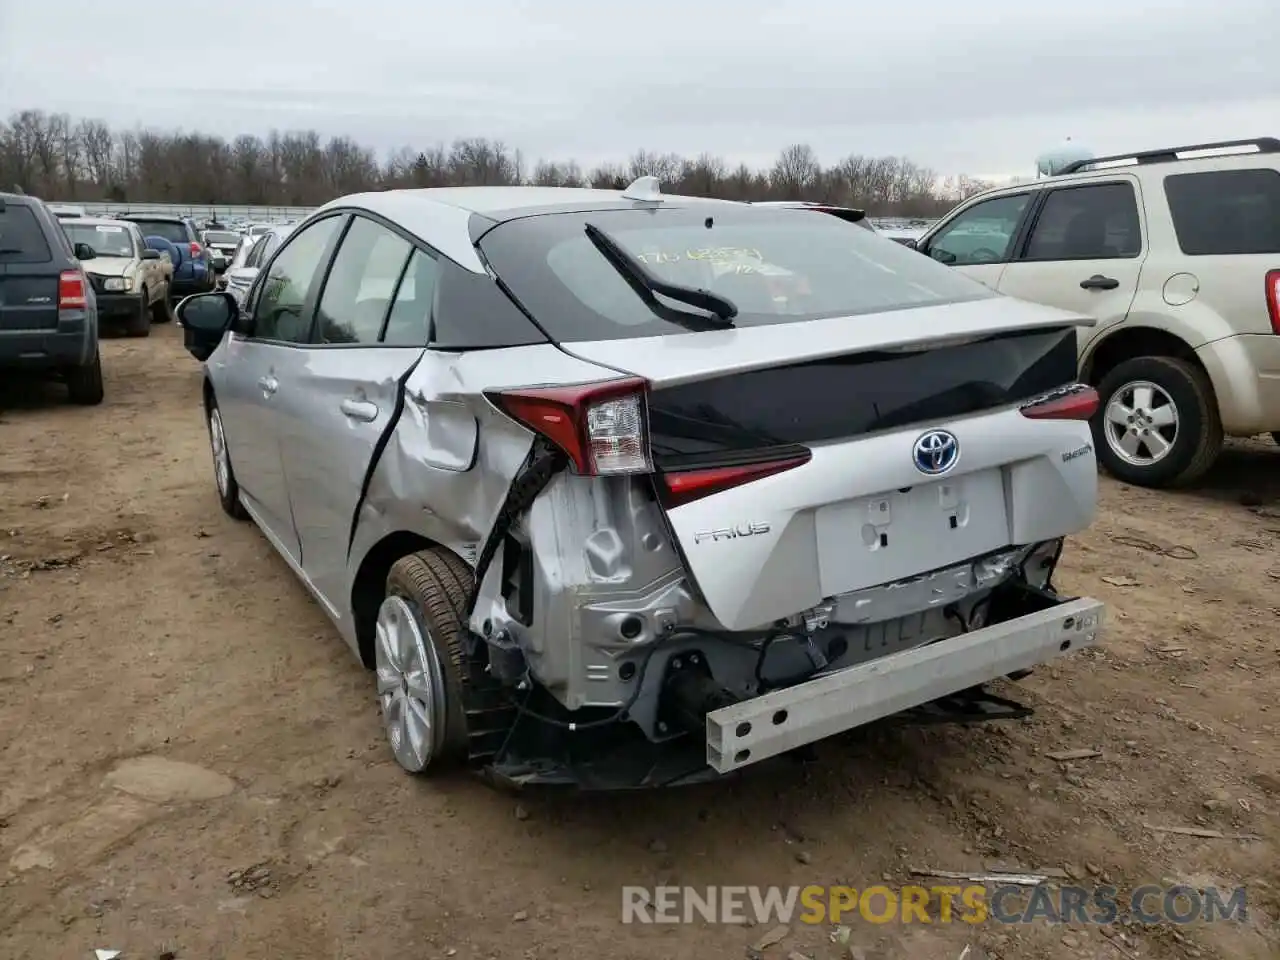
[1, 109, 994, 215]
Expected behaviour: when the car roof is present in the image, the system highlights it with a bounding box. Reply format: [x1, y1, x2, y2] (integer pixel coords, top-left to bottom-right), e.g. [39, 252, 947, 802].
[314, 185, 745, 273]
[118, 212, 187, 222]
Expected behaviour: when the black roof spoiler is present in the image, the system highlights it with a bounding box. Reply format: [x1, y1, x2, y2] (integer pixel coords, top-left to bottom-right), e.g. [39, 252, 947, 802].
[1055, 137, 1280, 176]
[810, 205, 868, 224]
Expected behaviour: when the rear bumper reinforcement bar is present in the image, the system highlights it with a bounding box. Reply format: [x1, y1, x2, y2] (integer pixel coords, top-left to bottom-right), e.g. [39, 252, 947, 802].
[705, 596, 1104, 774]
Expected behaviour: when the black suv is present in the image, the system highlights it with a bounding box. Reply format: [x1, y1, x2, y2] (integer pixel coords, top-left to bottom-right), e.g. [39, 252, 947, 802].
[117, 213, 217, 297]
[0, 193, 104, 404]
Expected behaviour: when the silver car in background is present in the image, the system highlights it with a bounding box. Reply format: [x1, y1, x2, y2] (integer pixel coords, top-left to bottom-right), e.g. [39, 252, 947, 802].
[176, 179, 1105, 789]
[222, 225, 293, 306]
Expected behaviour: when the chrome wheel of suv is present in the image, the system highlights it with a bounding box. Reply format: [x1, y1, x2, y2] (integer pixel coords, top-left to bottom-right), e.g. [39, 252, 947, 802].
[1103, 379, 1179, 467]
[374, 595, 446, 773]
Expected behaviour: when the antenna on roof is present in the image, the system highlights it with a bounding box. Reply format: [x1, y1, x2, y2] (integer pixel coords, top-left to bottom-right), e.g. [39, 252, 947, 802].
[621, 175, 662, 202]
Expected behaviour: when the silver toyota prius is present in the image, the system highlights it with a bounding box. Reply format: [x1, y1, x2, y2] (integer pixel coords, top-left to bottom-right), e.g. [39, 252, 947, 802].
[177, 178, 1105, 789]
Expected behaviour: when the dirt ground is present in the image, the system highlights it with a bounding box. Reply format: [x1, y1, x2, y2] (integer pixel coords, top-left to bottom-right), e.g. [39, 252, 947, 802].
[1, 325, 1278, 960]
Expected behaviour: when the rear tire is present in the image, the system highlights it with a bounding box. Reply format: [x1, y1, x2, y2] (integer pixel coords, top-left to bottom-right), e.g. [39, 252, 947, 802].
[377, 550, 479, 775]
[1092, 356, 1221, 488]
[66, 350, 105, 406]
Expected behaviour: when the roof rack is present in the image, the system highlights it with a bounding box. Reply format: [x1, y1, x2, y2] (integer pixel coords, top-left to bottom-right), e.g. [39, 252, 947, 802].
[1055, 137, 1280, 176]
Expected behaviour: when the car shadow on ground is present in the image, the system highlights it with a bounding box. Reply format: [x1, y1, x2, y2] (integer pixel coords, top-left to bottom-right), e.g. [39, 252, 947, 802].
[0, 375, 70, 412]
[1172, 438, 1280, 509]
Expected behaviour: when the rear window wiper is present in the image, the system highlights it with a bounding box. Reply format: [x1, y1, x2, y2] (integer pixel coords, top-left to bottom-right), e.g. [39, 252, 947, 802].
[583, 222, 737, 329]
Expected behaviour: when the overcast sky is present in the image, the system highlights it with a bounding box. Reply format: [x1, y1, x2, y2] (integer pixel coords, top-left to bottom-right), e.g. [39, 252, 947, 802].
[1, 0, 1277, 179]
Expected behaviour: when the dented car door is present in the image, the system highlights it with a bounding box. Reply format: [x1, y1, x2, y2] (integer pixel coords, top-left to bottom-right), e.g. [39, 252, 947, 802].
[275, 218, 431, 614]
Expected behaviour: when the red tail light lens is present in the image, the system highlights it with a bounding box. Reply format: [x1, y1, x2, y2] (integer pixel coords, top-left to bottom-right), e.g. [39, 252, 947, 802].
[57, 270, 87, 311]
[1020, 384, 1099, 421]
[488, 377, 652, 476]
[190, 241, 203, 257]
[1266, 270, 1280, 335]
[659, 453, 811, 509]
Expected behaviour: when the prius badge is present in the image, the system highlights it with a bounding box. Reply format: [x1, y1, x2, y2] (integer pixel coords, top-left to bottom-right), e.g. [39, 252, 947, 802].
[913, 429, 959, 476]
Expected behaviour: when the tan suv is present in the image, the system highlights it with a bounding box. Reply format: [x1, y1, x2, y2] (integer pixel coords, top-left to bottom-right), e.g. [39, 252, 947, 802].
[913, 137, 1280, 488]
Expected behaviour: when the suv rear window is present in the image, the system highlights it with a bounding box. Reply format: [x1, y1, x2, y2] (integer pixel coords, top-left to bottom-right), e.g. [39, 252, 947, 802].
[0, 204, 53, 263]
[1163, 168, 1280, 256]
[479, 206, 994, 342]
[128, 219, 190, 245]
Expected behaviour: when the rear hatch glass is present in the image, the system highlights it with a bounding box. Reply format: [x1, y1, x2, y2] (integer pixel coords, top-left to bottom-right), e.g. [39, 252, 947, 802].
[478, 205, 994, 342]
[0, 203, 59, 331]
[129, 220, 189, 245]
[0, 204, 53, 264]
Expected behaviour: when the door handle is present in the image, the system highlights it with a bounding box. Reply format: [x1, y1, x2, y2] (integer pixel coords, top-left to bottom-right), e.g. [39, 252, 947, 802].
[257, 375, 278, 395]
[340, 398, 379, 422]
[1080, 275, 1120, 291]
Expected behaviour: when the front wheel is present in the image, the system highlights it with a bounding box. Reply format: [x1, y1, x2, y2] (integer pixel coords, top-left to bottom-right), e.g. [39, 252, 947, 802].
[1093, 356, 1222, 488]
[208, 401, 248, 520]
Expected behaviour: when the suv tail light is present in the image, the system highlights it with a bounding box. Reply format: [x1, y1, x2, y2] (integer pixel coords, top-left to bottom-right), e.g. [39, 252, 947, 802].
[1267, 270, 1280, 335]
[488, 377, 652, 476]
[57, 269, 87, 312]
[190, 241, 203, 258]
[1020, 384, 1099, 421]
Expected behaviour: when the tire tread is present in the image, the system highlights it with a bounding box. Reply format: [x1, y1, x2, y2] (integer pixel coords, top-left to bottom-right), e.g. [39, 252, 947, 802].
[386, 549, 515, 771]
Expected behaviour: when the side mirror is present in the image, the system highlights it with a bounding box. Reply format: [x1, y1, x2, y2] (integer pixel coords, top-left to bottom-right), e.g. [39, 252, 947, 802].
[901, 238, 918, 250]
[931, 248, 957, 265]
[73, 242, 97, 261]
[176, 291, 238, 333]
[141, 249, 161, 260]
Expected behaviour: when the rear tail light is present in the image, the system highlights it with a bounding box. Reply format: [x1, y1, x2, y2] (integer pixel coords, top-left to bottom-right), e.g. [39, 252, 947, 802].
[190, 241, 203, 257]
[658, 454, 811, 509]
[490, 377, 813, 505]
[57, 270, 87, 311]
[487, 377, 652, 476]
[1266, 270, 1280, 335]
[1019, 384, 1099, 421]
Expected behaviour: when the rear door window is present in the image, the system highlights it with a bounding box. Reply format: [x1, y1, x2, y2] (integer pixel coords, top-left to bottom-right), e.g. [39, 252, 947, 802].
[0, 204, 53, 264]
[1021, 182, 1142, 260]
[314, 216, 413, 344]
[479, 206, 994, 343]
[1163, 168, 1280, 255]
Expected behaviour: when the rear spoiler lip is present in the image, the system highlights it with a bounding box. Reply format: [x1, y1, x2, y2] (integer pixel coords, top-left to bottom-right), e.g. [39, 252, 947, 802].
[748, 201, 868, 223]
[557, 298, 1095, 390]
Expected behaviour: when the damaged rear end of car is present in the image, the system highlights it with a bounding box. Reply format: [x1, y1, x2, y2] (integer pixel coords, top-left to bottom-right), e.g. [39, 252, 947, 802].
[441, 201, 1106, 788]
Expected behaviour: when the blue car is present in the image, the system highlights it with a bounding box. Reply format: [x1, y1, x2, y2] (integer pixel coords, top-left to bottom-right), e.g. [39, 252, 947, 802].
[118, 213, 217, 298]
